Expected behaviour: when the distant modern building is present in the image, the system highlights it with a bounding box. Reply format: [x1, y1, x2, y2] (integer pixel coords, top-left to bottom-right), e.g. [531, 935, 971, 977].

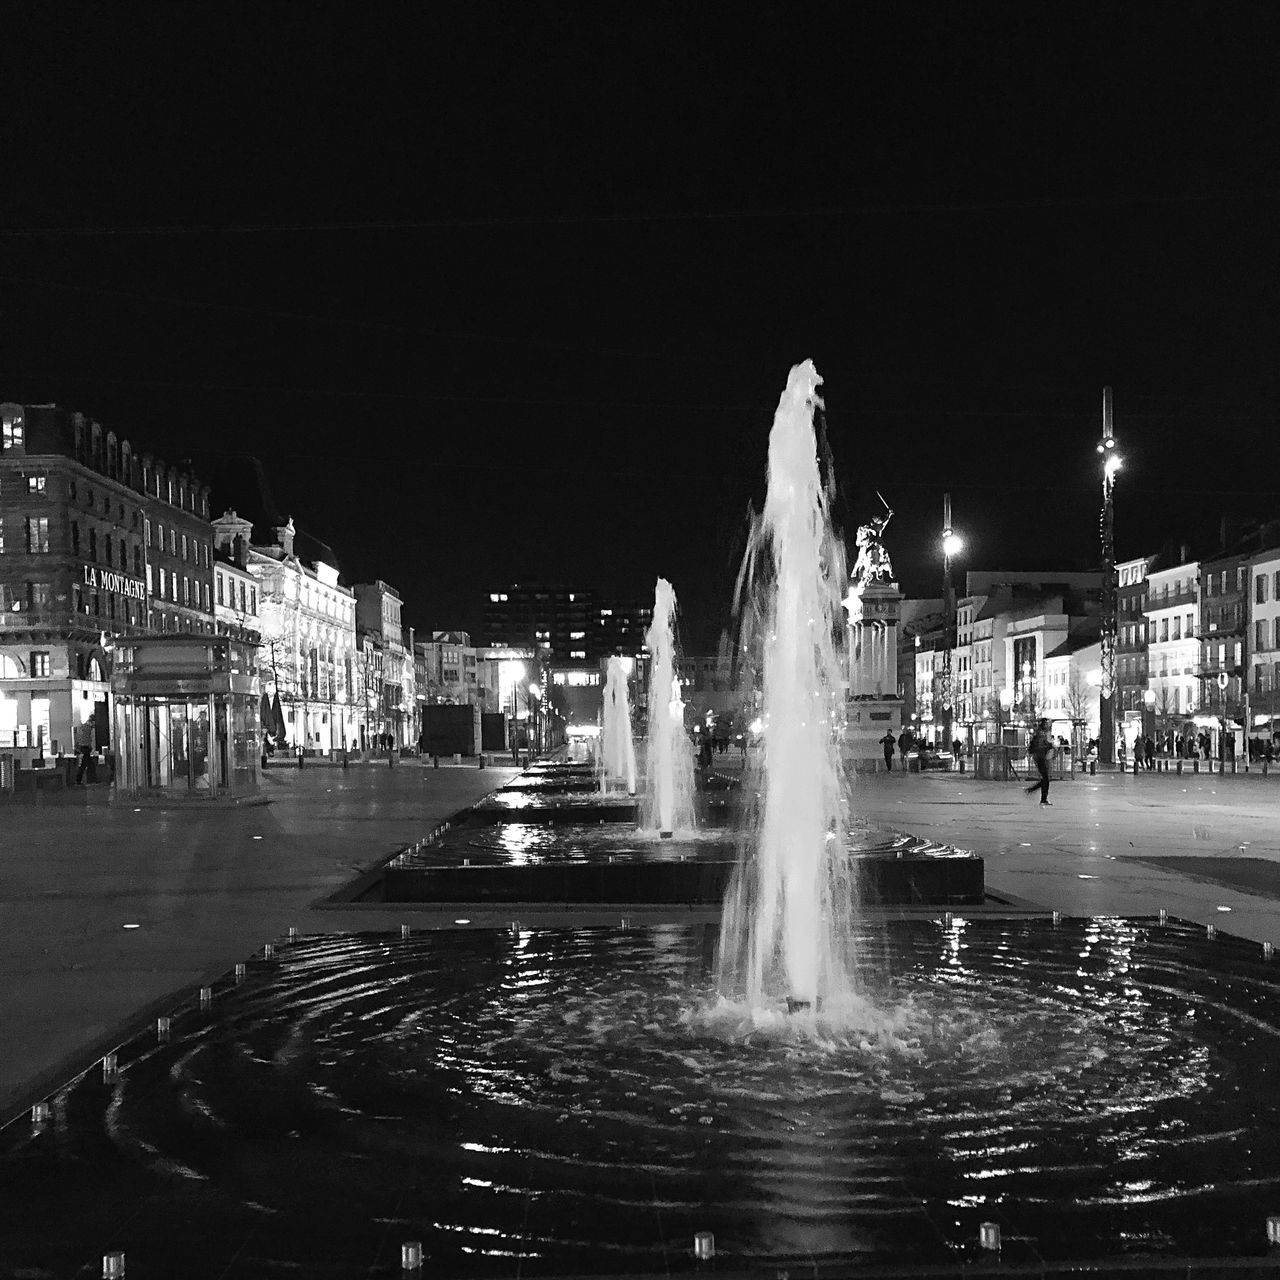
[483, 582, 652, 665]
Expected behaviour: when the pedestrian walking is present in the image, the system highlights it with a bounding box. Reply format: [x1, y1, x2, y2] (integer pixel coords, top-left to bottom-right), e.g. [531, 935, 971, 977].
[897, 727, 912, 769]
[1024, 718, 1054, 806]
[1144, 735, 1155, 771]
[880, 730, 896, 771]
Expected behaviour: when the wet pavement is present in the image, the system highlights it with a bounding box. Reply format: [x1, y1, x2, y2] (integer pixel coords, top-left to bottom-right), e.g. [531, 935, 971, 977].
[0, 757, 516, 1116]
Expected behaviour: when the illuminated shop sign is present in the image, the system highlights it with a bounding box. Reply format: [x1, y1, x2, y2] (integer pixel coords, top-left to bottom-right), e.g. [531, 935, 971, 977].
[83, 564, 147, 601]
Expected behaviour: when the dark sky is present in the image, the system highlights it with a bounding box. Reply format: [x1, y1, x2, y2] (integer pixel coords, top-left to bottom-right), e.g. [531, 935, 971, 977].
[5, 5, 1280, 648]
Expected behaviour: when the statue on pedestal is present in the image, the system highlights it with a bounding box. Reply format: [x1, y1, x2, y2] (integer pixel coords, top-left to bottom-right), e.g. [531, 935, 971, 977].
[851, 492, 895, 588]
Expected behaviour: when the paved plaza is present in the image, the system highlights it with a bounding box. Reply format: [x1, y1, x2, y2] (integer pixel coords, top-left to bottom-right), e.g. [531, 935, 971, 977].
[3, 757, 1280, 1120]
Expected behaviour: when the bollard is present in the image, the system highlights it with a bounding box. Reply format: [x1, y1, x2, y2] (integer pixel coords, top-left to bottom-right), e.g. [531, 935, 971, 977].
[1052, 910, 1062, 926]
[156, 1017, 171, 1041]
[199, 986, 212, 1008]
[693, 1231, 715, 1261]
[263, 942, 274, 959]
[1207, 924, 1217, 940]
[1193, 759, 1199, 773]
[102, 1053, 118, 1080]
[1265, 942, 1274, 961]
[1159, 908, 1168, 925]
[297, 748, 304, 769]
[288, 926, 299, 943]
[32, 1101, 50, 1123]
[1177, 759, 1182, 775]
[1267, 1214, 1280, 1245]
[235, 962, 246, 982]
[401, 1241, 423, 1272]
[433, 755, 439, 769]
[978, 1222, 1001, 1251]
[401, 923, 411, 939]
[478, 752, 485, 768]
[103, 1252, 126, 1278]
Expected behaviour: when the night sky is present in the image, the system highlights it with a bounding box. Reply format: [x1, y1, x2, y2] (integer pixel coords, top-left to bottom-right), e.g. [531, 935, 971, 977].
[5, 6, 1279, 649]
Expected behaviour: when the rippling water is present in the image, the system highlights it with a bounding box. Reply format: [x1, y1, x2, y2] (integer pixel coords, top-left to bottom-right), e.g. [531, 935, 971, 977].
[7, 918, 1280, 1277]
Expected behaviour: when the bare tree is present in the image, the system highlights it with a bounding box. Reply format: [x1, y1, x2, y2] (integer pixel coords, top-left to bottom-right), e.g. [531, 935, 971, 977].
[1063, 672, 1092, 758]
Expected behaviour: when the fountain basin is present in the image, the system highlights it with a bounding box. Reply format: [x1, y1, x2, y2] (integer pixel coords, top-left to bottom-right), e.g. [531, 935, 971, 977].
[7, 918, 1280, 1278]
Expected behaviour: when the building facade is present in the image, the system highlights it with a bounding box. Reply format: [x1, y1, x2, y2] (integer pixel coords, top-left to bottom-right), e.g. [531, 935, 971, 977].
[1249, 548, 1280, 744]
[484, 582, 652, 665]
[0, 402, 216, 761]
[1142, 557, 1200, 738]
[244, 518, 359, 755]
[355, 580, 411, 747]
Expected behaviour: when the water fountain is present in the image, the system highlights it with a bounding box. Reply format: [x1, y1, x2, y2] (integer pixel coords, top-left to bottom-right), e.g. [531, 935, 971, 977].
[9, 365, 1280, 1276]
[599, 654, 637, 795]
[641, 578, 696, 837]
[718, 360, 855, 1013]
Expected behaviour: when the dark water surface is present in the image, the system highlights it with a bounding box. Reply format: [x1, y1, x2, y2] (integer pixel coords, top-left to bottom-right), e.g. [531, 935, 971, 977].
[5, 918, 1280, 1277]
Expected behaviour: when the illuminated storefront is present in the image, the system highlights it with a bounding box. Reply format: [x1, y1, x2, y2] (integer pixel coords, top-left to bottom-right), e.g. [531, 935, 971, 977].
[111, 636, 260, 798]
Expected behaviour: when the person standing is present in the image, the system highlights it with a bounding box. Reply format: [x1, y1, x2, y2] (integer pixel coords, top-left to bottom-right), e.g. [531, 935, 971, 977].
[1025, 718, 1054, 806]
[897, 727, 912, 769]
[880, 730, 896, 771]
[1144, 735, 1155, 771]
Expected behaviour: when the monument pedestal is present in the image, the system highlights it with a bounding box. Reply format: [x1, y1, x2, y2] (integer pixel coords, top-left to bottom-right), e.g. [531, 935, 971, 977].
[842, 579, 904, 772]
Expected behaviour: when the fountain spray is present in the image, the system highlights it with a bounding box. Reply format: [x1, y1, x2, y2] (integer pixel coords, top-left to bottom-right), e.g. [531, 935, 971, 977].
[600, 656, 637, 795]
[718, 360, 854, 1012]
[642, 578, 696, 836]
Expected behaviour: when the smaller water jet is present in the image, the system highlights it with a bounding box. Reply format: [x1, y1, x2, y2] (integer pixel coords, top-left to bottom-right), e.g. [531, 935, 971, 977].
[642, 578, 696, 836]
[600, 656, 637, 795]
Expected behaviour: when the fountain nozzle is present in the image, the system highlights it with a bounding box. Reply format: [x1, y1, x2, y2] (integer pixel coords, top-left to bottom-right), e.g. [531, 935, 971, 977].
[786, 997, 812, 1015]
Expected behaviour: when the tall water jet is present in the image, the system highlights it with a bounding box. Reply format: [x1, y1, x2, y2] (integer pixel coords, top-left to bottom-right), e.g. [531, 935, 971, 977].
[642, 578, 696, 836]
[718, 360, 853, 1011]
[600, 656, 637, 794]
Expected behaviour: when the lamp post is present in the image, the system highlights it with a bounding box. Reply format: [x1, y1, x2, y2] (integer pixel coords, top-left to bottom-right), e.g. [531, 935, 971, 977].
[1097, 387, 1121, 765]
[940, 493, 963, 754]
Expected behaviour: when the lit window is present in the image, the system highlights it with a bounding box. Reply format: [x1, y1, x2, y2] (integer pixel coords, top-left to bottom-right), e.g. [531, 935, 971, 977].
[30, 651, 50, 678]
[2, 409, 25, 449]
[27, 475, 45, 494]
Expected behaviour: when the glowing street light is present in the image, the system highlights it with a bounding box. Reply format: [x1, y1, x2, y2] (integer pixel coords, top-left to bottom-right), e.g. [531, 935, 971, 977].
[1097, 387, 1120, 765]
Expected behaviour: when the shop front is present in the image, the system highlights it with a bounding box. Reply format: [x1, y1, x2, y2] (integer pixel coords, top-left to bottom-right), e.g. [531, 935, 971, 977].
[111, 635, 260, 799]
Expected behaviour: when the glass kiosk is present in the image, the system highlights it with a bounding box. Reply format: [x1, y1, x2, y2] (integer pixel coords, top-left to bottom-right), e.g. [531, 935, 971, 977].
[111, 636, 260, 799]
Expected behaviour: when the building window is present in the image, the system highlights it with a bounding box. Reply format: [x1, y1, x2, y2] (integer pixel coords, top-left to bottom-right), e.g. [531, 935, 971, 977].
[26, 581, 52, 611]
[181, 533, 188, 560]
[2, 408, 25, 449]
[250, 586, 257, 614]
[1258, 575, 1269, 605]
[1275, 618, 1280, 650]
[158, 567, 167, 599]
[169, 528, 176, 555]
[30, 651, 50, 678]
[24, 516, 49, 553]
[27, 475, 45, 494]
[216, 573, 224, 606]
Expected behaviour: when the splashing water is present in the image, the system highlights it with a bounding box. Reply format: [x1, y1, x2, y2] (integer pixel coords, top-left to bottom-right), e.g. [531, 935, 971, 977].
[718, 360, 854, 1012]
[600, 655, 637, 794]
[642, 578, 696, 834]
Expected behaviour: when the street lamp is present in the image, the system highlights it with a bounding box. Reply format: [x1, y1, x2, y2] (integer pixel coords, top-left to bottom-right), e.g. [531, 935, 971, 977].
[1097, 387, 1121, 765]
[527, 682, 541, 755]
[940, 493, 962, 752]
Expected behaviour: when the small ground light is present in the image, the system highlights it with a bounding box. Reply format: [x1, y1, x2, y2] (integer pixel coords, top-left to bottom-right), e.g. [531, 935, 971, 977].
[978, 1222, 1001, 1251]
[103, 1252, 125, 1278]
[252, 835, 263, 840]
[263, 942, 274, 958]
[102, 1053, 118, 1079]
[1217, 905, 1232, 912]
[693, 1231, 715, 1261]
[288, 926, 298, 942]
[122, 923, 140, 930]
[454, 918, 471, 925]
[235, 962, 246, 981]
[1268, 1215, 1280, 1245]
[1051, 911, 1061, 926]
[1159, 908, 1168, 925]
[1207, 925, 1217, 940]
[401, 924, 411, 939]
[32, 1101, 50, 1122]
[199, 986, 212, 1007]
[401, 1240, 423, 1271]
[156, 1017, 171, 1040]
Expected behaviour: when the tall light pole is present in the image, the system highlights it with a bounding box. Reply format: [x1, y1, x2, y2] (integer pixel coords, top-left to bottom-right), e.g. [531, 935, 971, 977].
[1097, 388, 1121, 766]
[940, 493, 962, 752]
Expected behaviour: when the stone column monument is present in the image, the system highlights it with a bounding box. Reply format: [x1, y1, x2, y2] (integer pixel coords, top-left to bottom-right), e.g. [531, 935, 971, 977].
[842, 497, 904, 771]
